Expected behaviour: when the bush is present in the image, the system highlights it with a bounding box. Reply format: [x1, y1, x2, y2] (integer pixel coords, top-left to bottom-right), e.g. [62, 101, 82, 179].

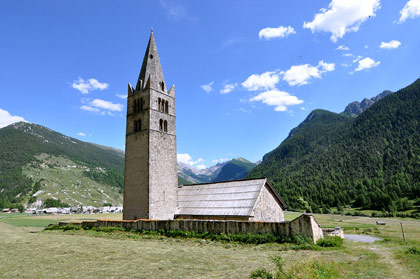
[250, 268, 274, 279]
[316, 236, 344, 247]
[408, 246, 420, 255]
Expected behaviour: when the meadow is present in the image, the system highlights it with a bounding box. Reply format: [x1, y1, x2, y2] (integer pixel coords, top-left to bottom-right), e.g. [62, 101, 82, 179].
[0, 212, 419, 278]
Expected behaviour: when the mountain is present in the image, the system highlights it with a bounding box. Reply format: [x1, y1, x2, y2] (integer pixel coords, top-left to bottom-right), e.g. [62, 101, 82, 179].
[177, 161, 228, 184]
[248, 78, 420, 212]
[213, 158, 257, 182]
[343, 90, 393, 116]
[177, 158, 257, 184]
[0, 122, 125, 209]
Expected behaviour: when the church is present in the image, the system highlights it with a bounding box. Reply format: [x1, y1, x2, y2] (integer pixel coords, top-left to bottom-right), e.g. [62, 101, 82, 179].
[123, 31, 287, 222]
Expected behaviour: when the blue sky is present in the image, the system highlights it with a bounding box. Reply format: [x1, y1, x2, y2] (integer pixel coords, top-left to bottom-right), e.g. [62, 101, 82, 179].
[1, 0, 420, 169]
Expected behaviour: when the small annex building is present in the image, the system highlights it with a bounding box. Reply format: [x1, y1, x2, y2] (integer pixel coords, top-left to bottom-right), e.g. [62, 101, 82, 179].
[176, 178, 287, 222]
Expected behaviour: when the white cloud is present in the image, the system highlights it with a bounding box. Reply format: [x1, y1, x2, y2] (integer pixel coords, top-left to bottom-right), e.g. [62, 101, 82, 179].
[283, 61, 335, 86]
[177, 153, 206, 169]
[336, 45, 349, 50]
[220, 83, 238, 94]
[343, 53, 353, 57]
[242, 71, 280, 91]
[399, 0, 420, 22]
[80, 99, 123, 115]
[195, 164, 206, 170]
[91, 99, 123, 112]
[200, 81, 214, 93]
[355, 57, 380, 71]
[352, 56, 363, 63]
[0, 109, 27, 128]
[177, 154, 192, 164]
[303, 0, 381, 42]
[77, 132, 86, 137]
[116, 94, 127, 99]
[80, 106, 100, 113]
[250, 90, 303, 112]
[259, 26, 296, 40]
[212, 158, 229, 164]
[318, 61, 336, 72]
[380, 40, 401, 49]
[72, 78, 109, 94]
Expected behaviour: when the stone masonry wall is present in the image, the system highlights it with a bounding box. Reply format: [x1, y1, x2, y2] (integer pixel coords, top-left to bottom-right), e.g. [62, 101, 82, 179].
[250, 184, 284, 222]
[62, 214, 324, 243]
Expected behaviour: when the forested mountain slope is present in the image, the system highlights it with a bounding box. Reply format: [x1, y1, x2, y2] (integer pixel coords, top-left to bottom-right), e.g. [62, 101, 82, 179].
[248, 78, 420, 212]
[213, 158, 257, 182]
[0, 122, 125, 208]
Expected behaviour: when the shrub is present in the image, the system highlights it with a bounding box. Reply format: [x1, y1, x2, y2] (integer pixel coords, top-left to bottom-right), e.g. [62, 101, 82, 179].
[250, 268, 274, 279]
[408, 246, 420, 255]
[316, 236, 344, 247]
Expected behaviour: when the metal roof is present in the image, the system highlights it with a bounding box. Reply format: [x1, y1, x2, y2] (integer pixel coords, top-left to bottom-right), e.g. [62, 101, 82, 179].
[176, 178, 285, 217]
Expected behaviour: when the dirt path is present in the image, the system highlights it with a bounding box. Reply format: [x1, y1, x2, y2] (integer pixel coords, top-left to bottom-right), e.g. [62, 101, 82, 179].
[369, 245, 415, 279]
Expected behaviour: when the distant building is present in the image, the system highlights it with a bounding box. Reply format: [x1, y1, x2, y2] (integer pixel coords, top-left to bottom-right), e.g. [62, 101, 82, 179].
[123, 32, 287, 222]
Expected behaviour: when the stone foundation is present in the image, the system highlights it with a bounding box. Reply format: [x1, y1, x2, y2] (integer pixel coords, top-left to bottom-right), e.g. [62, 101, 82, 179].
[57, 214, 324, 243]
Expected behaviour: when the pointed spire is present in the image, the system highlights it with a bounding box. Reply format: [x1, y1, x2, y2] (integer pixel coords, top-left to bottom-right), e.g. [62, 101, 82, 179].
[136, 31, 166, 92]
[168, 85, 175, 96]
[144, 75, 151, 90]
[128, 82, 134, 95]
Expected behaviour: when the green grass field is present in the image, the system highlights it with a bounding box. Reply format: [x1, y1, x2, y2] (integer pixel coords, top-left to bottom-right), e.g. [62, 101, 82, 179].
[0, 212, 419, 278]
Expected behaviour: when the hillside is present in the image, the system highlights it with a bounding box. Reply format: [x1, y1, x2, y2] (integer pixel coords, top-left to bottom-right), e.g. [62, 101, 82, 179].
[0, 122, 125, 208]
[248, 78, 420, 212]
[213, 158, 257, 182]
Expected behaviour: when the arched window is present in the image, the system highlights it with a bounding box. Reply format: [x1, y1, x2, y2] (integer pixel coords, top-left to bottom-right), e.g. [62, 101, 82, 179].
[140, 98, 144, 111]
[165, 101, 169, 113]
[133, 100, 137, 113]
[137, 119, 141, 131]
[164, 120, 168, 132]
[159, 119, 163, 132]
[158, 98, 161, 112]
[160, 81, 165, 91]
[134, 119, 141, 132]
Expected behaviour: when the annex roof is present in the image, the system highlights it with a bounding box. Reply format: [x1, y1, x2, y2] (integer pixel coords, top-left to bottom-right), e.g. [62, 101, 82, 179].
[176, 178, 286, 217]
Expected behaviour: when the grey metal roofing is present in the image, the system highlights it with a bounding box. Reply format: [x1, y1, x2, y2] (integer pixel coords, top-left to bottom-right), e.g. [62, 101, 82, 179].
[176, 178, 285, 217]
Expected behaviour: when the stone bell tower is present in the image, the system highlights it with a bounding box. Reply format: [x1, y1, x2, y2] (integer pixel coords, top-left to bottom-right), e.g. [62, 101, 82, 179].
[123, 31, 177, 220]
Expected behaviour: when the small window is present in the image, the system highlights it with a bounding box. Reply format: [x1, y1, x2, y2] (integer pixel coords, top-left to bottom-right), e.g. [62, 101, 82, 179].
[137, 119, 141, 131]
[133, 100, 137, 113]
[159, 119, 163, 132]
[160, 81, 165, 91]
[149, 54, 153, 59]
[165, 101, 169, 113]
[140, 98, 144, 111]
[164, 120, 168, 133]
[158, 98, 161, 112]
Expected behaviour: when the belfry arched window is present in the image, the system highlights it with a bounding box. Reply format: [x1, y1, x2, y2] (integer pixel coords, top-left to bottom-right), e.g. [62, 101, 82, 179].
[165, 101, 169, 113]
[158, 98, 161, 112]
[140, 98, 144, 111]
[160, 81, 165, 91]
[164, 120, 168, 132]
[133, 100, 137, 113]
[134, 119, 141, 133]
[159, 119, 163, 132]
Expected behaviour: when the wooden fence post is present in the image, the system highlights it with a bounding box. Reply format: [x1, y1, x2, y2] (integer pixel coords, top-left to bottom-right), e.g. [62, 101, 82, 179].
[400, 222, 406, 241]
